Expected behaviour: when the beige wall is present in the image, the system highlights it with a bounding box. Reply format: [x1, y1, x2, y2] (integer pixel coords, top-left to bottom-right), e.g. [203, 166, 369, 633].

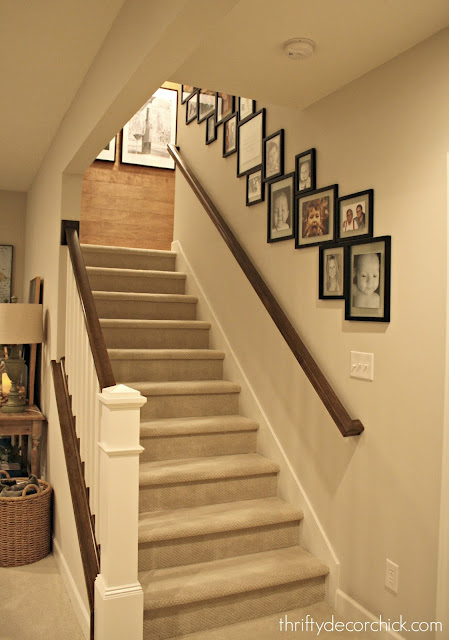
[0, 190, 26, 302]
[173, 29, 449, 627]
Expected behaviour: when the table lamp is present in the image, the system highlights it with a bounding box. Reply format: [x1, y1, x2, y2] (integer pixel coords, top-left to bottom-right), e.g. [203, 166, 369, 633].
[0, 304, 43, 413]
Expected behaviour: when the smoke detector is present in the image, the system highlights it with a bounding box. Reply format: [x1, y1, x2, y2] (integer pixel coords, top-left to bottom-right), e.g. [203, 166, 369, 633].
[283, 38, 315, 60]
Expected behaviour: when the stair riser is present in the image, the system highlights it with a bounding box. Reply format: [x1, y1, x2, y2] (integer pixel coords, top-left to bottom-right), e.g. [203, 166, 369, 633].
[140, 392, 239, 419]
[94, 299, 197, 321]
[139, 474, 278, 512]
[83, 252, 176, 272]
[112, 358, 223, 382]
[140, 430, 257, 462]
[88, 273, 185, 294]
[138, 521, 300, 570]
[102, 328, 210, 350]
[144, 576, 325, 639]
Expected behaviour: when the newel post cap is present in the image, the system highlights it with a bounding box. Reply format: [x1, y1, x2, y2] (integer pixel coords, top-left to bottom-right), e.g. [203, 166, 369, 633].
[98, 384, 147, 409]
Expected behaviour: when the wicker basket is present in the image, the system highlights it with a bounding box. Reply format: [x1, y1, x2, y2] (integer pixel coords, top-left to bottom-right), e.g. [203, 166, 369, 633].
[0, 470, 52, 567]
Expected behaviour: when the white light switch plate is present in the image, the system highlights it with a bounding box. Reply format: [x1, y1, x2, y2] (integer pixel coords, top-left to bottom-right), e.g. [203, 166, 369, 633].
[350, 351, 374, 380]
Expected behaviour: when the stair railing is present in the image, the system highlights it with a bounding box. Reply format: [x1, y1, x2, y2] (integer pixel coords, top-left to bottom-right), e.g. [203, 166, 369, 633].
[167, 144, 364, 437]
[54, 221, 146, 640]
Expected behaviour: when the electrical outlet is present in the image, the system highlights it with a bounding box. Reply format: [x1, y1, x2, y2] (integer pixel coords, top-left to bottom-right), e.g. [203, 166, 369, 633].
[350, 351, 374, 380]
[385, 559, 399, 593]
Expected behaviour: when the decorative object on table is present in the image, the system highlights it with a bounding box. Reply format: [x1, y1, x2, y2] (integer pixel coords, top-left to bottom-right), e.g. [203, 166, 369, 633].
[337, 189, 374, 241]
[0, 303, 43, 413]
[205, 114, 217, 145]
[96, 136, 116, 162]
[263, 129, 284, 182]
[238, 97, 256, 123]
[121, 87, 178, 169]
[267, 173, 295, 243]
[197, 89, 216, 123]
[319, 244, 346, 300]
[246, 168, 264, 206]
[295, 184, 338, 249]
[181, 85, 196, 104]
[237, 108, 266, 177]
[222, 113, 238, 158]
[295, 148, 316, 194]
[186, 90, 199, 124]
[345, 235, 391, 322]
[215, 92, 235, 126]
[0, 470, 52, 567]
[0, 246, 13, 304]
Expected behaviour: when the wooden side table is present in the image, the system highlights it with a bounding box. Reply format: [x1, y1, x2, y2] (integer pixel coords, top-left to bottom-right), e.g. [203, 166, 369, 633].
[0, 405, 45, 477]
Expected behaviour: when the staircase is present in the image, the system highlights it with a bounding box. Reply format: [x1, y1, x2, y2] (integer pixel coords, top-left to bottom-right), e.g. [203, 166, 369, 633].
[82, 243, 332, 639]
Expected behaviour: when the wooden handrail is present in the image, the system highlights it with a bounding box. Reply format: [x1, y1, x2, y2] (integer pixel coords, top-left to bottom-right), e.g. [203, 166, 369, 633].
[64, 224, 116, 389]
[168, 144, 364, 437]
[51, 359, 100, 640]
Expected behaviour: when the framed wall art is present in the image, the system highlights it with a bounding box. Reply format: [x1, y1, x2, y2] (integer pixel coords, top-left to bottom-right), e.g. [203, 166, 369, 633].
[216, 93, 235, 126]
[237, 108, 266, 177]
[0, 246, 13, 303]
[198, 89, 216, 123]
[246, 168, 264, 206]
[267, 173, 295, 243]
[186, 91, 199, 124]
[206, 114, 217, 145]
[122, 87, 177, 169]
[345, 236, 391, 322]
[295, 148, 316, 194]
[263, 129, 284, 182]
[223, 113, 237, 157]
[295, 184, 338, 249]
[238, 97, 256, 122]
[181, 85, 196, 103]
[337, 189, 374, 241]
[319, 245, 345, 300]
[96, 137, 116, 162]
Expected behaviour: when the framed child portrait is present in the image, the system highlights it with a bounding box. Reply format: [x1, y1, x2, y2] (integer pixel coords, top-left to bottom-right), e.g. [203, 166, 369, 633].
[295, 184, 338, 249]
[206, 114, 217, 145]
[295, 148, 316, 194]
[345, 235, 391, 322]
[222, 113, 237, 157]
[267, 173, 295, 243]
[319, 245, 346, 300]
[263, 130, 284, 182]
[246, 168, 264, 206]
[337, 189, 374, 241]
[186, 91, 199, 124]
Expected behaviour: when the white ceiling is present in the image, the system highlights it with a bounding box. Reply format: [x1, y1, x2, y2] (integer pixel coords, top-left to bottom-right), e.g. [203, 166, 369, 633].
[1, 0, 448, 192]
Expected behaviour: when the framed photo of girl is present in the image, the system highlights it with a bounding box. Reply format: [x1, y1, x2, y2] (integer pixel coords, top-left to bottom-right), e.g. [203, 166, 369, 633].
[337, 189, 374, 241]
[295, 148, 316, 194]
[345, 235, 391, 322]
[263, 129, 284, 182]
[319, 245, 346, 300]
[267, 173, 295, 243]
[295, 184, 338, 249]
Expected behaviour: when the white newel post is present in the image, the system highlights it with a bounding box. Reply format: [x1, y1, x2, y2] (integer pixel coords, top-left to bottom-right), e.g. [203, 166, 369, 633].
[94, 384, 147, 640]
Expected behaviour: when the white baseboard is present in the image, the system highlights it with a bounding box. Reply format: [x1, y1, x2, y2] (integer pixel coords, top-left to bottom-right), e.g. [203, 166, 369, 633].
[335, 590, 405, 640]
[53, 536, 90, 640]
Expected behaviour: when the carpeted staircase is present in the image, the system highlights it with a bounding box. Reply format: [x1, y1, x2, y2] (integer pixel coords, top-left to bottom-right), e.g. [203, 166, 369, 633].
[81, 243, 361, 639]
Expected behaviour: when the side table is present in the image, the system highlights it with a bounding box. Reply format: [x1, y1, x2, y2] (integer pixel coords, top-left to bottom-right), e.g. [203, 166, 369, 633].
[0, 405, 45, 477]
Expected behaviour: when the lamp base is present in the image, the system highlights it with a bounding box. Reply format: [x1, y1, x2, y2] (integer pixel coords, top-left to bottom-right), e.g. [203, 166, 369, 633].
[1, 386, 26, 413]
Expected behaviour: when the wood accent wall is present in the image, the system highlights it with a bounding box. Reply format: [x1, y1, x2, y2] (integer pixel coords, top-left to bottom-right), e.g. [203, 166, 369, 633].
[80, 133, 175, 250]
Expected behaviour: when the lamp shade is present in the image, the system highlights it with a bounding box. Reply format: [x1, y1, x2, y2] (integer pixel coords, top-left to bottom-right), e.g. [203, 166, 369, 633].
[0, 304, 43, 344]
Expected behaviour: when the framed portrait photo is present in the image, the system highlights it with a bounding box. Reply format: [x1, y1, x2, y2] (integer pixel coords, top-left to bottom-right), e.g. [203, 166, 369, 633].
[345, 236, 391, 322]
[295, 148, 316, 194]
[216, 92, 235, 126]
[96, 137, 116, 162]
[319, 245, 346, 300]
[337, 189, 374, 241]
[222, 113, 238, 157]
[237, 108, 266, 177]
[186, 91, 198, 124]
[181, 85, 196, 104]
[263, 130, 284, 182]
[238, 97, 256, 122]
[246, 168, 264, 206]
[198, 89, 216, 123]
[267, 173, 295, 243]
[206, 114, 217, 145]
[295, 184, 338, 249]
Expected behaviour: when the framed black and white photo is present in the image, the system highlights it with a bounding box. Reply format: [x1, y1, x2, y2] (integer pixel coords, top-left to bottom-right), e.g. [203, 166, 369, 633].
[295, 148, 316, 194]
[246, 168, 264, 206]
[337, 189, 374, 241]
[0, 246, 13, 303]
[295, 184, 338, 249]
[198, 89, 216, 122]
[237, 108, 266, 177]
[181, 85, 196, 104]
[222, 113, 237, 157]
[267, 173, 295, 243]
[345, 236, 391, 322]
[122, 87, 177, 169]
[206, 115, 217, 145]
[96, 137, 116, 162]
[319, 245, 346, 300]
[186, 91, 198, 124]
[216, 93, 235, 126]
[238, 97, 256, 122]
[263, 130, 284, 182]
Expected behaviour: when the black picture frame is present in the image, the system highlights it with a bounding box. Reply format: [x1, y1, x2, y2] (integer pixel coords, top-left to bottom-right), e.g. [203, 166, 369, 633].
[263, 129, 284, 182]
[181, 85, 197, 104]
[206, 114, 217, 145]
[267, 173, 295, 243]
[295, 148, 316, 194]
[222, 113, 238, 157]
[238, 97, 256, 123]
[345, 236, 391, 322]
[0, 245, 13, 303]
[198, 89, 216, 123]
[246, 168, 264, 206]
[319, 244, 346, 300]
[216, 93, 235, 126]
[295, 184, 338, 249]
[237, 108, 266, 178]
[337, 189, 374, 242]
[186, 91, 199, 124]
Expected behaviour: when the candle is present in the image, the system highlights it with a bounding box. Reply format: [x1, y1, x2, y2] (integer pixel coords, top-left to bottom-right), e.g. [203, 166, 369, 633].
[2, 373, 12, 395]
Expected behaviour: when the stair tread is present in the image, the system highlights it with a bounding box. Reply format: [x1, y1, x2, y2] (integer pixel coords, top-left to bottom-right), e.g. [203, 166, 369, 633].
[138, 497, 303, 543]
[108, 348, 225, 361]
[129, 379, 241, 396]
[81, 243, 176, 258]
[139, 453, 280, 485]
[140, 414, 258, 437]
[93, 291, 197, 303]
[140, 546, 328, 611]
[100, 318, 210, 329]
[86, 266, 185, 279]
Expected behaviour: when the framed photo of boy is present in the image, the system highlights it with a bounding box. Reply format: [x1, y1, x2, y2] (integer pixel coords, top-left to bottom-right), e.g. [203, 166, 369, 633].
[206, 115, 217, 145]
[246, 168, 264, 206]
[216, 93, 235, 126]
[237, 108, 266, 177]
[186, 91, 198, 124]
[181, 85, 196, 104]
[198, 89, 216, 122]
[295, 184, 338, 249]
[295, 148, 316, 194]
[263, 130, 284, 182]
[267, 173, 295, 243]
[319, 245, 345, 300]
[238, 97, 256, 122]
[345, 235, 391, 322]
[337, 189, 374, 241]
[222, 113, 237, 157]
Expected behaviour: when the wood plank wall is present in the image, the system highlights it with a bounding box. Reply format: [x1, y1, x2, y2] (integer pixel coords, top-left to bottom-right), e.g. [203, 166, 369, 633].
[80, 132, 175, 250]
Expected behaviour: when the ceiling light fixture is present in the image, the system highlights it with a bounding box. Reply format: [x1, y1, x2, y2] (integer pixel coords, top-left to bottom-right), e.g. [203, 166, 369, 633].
[283, 38, 315, 60]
